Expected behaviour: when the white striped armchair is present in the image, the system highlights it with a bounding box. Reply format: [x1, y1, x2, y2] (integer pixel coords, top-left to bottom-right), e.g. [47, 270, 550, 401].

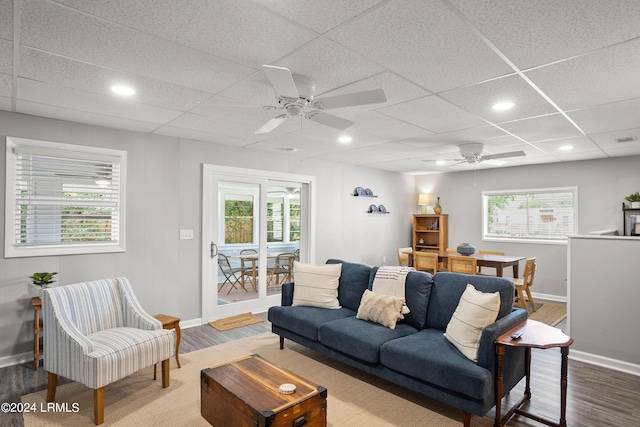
[43, 277, 175, 425]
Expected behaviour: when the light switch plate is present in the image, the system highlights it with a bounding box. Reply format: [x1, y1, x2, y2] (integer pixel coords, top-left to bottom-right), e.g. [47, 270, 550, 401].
[179, 229, 194, 240]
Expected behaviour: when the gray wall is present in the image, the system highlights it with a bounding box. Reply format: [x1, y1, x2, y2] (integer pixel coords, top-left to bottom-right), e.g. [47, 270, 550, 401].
[0, 111, 414, 364]
[415, 156, 640, 299]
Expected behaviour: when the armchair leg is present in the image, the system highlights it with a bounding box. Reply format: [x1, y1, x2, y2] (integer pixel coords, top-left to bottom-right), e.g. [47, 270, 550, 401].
[94, 387, 104, 425]
[46, 372, 57, 402]
[279, 336, 284, 349]
[162, 359, 170, 388]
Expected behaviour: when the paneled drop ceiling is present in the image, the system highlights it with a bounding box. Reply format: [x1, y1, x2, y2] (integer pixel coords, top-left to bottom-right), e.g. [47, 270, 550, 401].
[2, 0, 640, 173]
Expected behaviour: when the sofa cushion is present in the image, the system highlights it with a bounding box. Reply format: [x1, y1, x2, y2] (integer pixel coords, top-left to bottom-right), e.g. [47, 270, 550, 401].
[370, 267, 433, 330]
[292, 262, 342, 309]
[268, 306, 355, 341]
[318, 317, 417, 364]
[380, 329, 493, 400]
[444, 284, 500, 362]
[326, 259, 371, 312]
[426, 272, 514, 330]
[356, 289, 405, 329]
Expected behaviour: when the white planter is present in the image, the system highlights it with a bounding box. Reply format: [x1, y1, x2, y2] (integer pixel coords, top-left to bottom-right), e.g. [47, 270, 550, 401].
[631, 201, 640, 209]
[29, 284, 44, 299]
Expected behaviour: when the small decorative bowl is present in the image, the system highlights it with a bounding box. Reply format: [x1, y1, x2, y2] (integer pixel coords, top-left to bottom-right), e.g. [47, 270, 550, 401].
[457, 243, 476, 256]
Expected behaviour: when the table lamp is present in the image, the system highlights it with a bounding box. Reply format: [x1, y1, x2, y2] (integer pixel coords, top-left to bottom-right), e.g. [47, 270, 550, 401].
[418, 194, 431, 214]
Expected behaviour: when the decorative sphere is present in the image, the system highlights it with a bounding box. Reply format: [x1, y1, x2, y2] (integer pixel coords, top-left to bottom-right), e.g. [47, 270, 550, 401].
[456, 243, 476, 256]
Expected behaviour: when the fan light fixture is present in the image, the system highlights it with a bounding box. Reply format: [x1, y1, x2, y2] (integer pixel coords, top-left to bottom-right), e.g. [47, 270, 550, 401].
[110, 85, 135, 96]
[491, 101, 514, 111]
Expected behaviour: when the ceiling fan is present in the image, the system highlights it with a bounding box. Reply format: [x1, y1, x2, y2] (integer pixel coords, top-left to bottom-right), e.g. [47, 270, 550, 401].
[255, 65, 387, 134]
[423, 142, 526, 165]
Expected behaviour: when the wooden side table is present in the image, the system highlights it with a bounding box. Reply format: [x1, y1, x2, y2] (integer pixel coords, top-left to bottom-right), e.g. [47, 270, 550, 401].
[153, 314, 181, 380]
[32, 297, 44, 370]
[494, 319, 573, 427]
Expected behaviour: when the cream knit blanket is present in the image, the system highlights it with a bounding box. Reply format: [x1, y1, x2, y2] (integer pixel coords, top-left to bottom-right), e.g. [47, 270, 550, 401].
[371, 266, 414, 314]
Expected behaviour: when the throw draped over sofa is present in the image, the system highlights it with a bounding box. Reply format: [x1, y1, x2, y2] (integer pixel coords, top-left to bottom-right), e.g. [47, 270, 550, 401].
[43, 277, 175, 425]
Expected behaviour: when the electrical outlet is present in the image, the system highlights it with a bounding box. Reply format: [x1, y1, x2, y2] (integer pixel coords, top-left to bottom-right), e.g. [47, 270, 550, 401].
[382, 255, 386, 264]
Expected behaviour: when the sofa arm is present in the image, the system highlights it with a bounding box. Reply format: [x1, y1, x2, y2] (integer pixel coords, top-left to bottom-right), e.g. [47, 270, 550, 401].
[281, 282, 294, 306]
[476, 307, 528, 372]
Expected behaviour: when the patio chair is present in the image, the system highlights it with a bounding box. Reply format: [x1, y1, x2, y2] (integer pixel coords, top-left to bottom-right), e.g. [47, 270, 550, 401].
[218, 253, 245, 294]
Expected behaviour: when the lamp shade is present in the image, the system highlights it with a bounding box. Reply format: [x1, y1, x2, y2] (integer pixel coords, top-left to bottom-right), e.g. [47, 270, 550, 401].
[418, 194, 431, 205]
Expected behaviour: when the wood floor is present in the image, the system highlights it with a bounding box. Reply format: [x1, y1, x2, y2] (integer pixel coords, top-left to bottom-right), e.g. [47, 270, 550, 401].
[2, 313, 639, 427]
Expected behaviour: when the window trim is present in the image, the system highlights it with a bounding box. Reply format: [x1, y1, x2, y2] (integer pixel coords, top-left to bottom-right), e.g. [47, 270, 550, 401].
[5, 136, 127, 258]
[482, 186, 578, 245]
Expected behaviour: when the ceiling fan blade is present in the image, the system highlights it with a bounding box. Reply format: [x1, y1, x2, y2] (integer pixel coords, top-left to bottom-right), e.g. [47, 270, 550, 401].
[262, 65, 299, 99]
[306, 111, 354, 130]
[254, 115, 289, 134]
[481, 150, 526, 161]
[313, 88, 387, 109]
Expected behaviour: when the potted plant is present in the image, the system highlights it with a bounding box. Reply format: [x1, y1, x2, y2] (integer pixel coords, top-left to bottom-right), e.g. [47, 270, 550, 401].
[625, 192, 640, 209]
[29, 272, 58, 298]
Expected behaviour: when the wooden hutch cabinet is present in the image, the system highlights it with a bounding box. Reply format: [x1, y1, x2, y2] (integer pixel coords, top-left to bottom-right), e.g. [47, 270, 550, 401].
[412, 214, 448, 254]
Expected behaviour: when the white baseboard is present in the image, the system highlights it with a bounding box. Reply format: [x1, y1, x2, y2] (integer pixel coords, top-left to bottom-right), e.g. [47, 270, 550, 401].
[531, 292, 566, 303]
[180, 317, 203, 329]
[0, 351, 33, 369]
[570, 350, 640, 377]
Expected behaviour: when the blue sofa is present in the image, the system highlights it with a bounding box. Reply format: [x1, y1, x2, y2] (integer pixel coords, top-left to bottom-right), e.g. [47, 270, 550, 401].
[268, 260, 528, 426]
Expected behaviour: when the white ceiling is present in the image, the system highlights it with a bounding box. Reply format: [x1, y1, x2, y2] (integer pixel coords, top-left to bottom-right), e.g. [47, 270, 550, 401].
[2, 0, 640, 173]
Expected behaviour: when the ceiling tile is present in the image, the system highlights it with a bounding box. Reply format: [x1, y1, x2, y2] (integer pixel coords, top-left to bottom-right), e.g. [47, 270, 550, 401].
[21, 0, 256, 93]
[0, 72, 11, 97]
[17, 100, 160, 133]
[0, 0, 12, 41]
[568, 97, 640, 135]
[327, 0, 512, 92]
[0, 39, 12, 75]
[498, 114, 583, 143]
[20, 48, 213, 111]
[53, 0, 318, 68]
[251, 0, 385, 34]
[449, 0, 640, 69]
[533, 136, 604, 158]
[400, 125, 508, 148]
[379, 95, 486, 133]
[440, 74, 556, 123]
[18, 78, 183, 124]
[153, 126, 249, 146]
[589, 128, 640, 150]
[525, 38, 640, 111]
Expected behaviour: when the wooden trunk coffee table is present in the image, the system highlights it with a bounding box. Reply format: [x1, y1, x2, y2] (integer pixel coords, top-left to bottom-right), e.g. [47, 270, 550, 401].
[201, 354, 327, 427]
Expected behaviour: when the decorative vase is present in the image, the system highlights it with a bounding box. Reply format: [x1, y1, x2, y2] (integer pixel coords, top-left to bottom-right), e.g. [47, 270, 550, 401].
[418, 238, 425, 245]
[456, 243, 476, 256]
[433, 197, 442, 215]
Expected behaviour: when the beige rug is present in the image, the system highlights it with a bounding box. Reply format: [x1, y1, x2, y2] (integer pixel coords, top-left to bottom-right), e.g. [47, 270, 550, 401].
[22, 332, 501, 426]
[527, 302, 567, 326]
[208, 312, 264, 331]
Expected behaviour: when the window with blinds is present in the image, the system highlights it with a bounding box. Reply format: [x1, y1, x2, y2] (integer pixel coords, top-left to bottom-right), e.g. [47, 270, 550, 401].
[482, 187, 577, 243]
[5, 136, 126, 257]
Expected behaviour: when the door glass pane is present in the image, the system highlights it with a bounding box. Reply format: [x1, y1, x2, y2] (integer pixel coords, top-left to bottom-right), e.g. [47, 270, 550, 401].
[217, 181, 260, 305]
[266, 185, 300, 296]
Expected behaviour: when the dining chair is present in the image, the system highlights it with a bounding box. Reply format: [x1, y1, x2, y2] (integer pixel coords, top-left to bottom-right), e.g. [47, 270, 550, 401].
[448, 255, 477, 275]
[217, 253, 245, 294]
[398, 247, 412, 266]
[239, 249, 259, 291]
[413, 251, 437, 274]
[514, 257, 537, 312]
[268, 253, 296, 285]
[477, 250, 505, 275]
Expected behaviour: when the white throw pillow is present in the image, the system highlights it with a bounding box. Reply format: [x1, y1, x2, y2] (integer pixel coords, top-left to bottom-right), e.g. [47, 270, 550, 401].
[356, 289, 405, 329]
[292, 261, 342, 309]
[444, 284, 500, 362]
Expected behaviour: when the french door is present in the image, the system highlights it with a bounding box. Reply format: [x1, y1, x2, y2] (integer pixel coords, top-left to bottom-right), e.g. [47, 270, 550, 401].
[201, 165, 315, 323]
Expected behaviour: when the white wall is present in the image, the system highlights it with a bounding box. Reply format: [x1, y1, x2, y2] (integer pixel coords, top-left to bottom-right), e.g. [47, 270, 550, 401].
[0, 111, 415, 364]
[415, 156, 640, 299]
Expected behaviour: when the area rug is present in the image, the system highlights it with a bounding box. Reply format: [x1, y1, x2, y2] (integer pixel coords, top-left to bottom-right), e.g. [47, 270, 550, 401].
[527, 302, 567, 326]
[22, 332, 500, 426]
[208, 312, 264, 331]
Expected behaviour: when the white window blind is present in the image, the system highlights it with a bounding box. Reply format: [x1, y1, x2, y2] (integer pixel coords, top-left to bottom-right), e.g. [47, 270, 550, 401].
[483, 187, 577, 243]
[5, 137, 126, 257]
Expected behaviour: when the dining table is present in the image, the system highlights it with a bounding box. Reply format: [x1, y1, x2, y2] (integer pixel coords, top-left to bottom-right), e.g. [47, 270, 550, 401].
[230, 253, 278, 292]
[408, 250, 525, 278]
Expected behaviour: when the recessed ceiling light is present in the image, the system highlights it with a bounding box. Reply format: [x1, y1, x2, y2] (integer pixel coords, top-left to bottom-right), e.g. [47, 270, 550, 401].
[110, 85, 135, 96]
[491, 101, 515, 111]
[338, 135, 352, 143]
[559, 145, 574, 151]
[436, 160, 446, 165]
